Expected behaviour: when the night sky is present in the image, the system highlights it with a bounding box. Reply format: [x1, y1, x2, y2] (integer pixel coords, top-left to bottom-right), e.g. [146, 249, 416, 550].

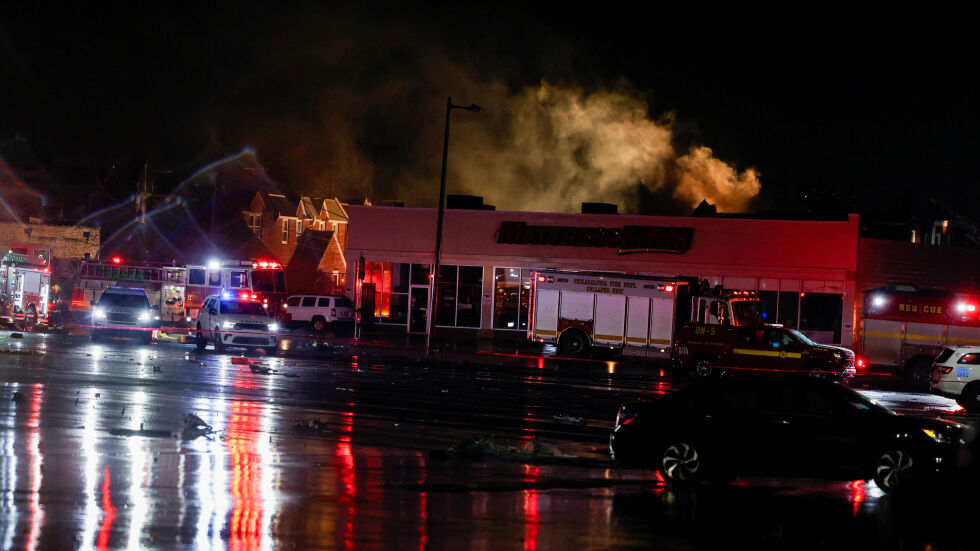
[1, 3, 977, 219]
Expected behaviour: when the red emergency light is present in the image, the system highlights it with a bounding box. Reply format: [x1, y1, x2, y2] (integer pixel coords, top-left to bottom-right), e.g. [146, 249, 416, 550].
[538, 276, 546, 282]
[664, 285, 674, 292]
[856, 357, 866, 369]
[111, 256, 122, 265]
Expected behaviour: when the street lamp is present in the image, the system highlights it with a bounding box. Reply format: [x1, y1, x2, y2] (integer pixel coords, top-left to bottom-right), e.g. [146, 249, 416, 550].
[427, 96, 481, 355]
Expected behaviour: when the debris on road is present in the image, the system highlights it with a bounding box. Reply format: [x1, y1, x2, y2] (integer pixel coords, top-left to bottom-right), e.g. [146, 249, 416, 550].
[552, 414, 586, 425]
[10, 333, 23, 339]
[295, 418, 329, 433]
[450, 435, 566, 460]
[108, 427, 174, 438]
[182, 413, 215, 440]
[249, 362, 273, 374]
[231, 357, 250, 365]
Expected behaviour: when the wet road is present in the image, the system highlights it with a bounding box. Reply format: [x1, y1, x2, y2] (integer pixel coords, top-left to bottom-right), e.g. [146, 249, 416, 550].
[0, 329, 976, 550]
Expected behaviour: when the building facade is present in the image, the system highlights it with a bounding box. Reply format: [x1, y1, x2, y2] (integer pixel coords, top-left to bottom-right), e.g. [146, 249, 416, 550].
[344, 206, 861, 346]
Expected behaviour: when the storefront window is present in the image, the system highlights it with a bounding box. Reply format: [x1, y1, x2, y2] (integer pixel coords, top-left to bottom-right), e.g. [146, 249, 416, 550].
[758, 291, 777, 323]
[435, 265, 483, 327]
[778, 291, 800, 329]
[800, 293, 843, 344]
[361, 262, 416, 324]
[493, 267, 541, 330]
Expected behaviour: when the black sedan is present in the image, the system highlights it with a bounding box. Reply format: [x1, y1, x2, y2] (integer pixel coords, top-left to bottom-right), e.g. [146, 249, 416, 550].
[610, 376, 974, 493]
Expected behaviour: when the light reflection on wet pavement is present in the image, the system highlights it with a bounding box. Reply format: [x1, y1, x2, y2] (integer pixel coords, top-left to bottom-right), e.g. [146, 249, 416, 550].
[1, 330, 977, 549]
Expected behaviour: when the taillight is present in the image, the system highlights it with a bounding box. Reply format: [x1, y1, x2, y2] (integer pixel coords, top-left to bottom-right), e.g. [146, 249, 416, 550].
[941, 364, 953, 374]
[856, 357, 866, 368]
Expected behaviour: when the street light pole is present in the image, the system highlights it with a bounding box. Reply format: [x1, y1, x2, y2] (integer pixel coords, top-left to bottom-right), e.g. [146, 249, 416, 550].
[427, 96, 480, 355]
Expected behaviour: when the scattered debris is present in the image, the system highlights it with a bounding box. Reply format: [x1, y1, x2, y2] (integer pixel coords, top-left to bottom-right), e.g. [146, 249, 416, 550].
[249, 363, 273, 374]
[450, 435, 565, 459]
[10, 333, 23, 339]
[108, 427, 173, 438]
[295, 418, 329, 433]
[182, 413, 215, 440]
[152, 366, 161, 373]
[11, 391, 24, 402]
[231, 357, 250, 365]
[94, 393, 101, 398]
[552, 414, 586, 425]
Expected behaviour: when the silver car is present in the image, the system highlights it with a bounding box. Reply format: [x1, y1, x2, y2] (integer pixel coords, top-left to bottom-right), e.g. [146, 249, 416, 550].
[91, 286, 159, 344]
[931, 346, 980, 410]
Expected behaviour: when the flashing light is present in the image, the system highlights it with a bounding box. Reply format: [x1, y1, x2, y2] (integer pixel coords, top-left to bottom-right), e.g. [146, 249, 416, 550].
[252, 260, 280, 269]
[208, 259, 221, 270]
[138, 311, 151, 322]
[970, 304, 977, 312]
[250, 294, 257, 299]
[957, 302, 976, 313]
[269, 323, 279, 333]
[800, 292, 806, 298]
[856, 357, 866, 368]
[92, 307, 106, 319]
[872, 295, 886, 308]
[664, 285, 674, 292]
[537, 276, 546, 282]
[221, 321, 235, 329]
[111, 256, 122, 265]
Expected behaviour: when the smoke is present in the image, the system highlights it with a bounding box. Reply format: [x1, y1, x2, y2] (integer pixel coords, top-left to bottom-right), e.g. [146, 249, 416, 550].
[450, 82, 761, 213]
[179, 6, 763, 215]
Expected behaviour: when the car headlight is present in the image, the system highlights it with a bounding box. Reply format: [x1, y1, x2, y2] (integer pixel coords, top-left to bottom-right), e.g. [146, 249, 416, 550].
[269, 323, 279, 333]
[922, 428, 953, 443]
[93, 307, 106, 319]
[833, 352, 842, 359]
[221, 321, 235, 329]
[139, 311, 151, 322]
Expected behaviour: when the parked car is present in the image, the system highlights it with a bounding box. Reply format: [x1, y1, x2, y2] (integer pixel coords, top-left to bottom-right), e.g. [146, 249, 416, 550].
[931, 346, 980, 410]
[282, 294, 354, 332]
[90, 286, 159, 344]
[609, 376, 971, 493]
[195, 293, 278, 353]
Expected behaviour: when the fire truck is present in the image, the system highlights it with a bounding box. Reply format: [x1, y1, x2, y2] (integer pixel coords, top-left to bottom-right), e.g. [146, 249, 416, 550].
[858, 285, 980, 388]
[69, 257, 288, 330]
[0, 247, 51, 328]
[527, 270, 762, 358]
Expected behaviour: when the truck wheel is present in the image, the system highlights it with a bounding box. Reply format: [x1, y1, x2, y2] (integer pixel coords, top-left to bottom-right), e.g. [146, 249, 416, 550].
[24, 305, 37, 329]
[195, 325, 207, 351]
[311, 316, 327, 333]
[559, 329, 590, 358]
[958, 383, 980, 411]
[904, 357, 932, 390]
[214, 328, 226, 353]
[695, 359, 715, 378]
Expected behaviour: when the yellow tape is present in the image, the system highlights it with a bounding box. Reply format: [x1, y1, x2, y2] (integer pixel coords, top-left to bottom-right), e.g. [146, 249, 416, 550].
[536, 329, 557, 335]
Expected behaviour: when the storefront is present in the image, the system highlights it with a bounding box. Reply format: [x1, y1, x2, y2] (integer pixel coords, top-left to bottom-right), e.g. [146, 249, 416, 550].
[344, 206, 861, 346]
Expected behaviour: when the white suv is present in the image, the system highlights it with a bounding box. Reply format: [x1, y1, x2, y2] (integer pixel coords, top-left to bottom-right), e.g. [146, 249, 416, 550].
[283, 294, 354, 332]
[195, 293, 279, 353]
[91, 286, 159, 344]
[931, 346, 980, 410]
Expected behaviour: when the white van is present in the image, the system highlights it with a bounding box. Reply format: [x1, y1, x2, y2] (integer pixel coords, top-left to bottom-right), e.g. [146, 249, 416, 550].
[283, 294, 354, 332]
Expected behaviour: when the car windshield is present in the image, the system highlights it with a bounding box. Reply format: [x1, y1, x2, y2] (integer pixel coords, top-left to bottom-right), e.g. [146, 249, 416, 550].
[732, 300, 762, 325]
[99, 293, 149, 308]
[787, 329, 817, 346]
[220, 300, 267, 316]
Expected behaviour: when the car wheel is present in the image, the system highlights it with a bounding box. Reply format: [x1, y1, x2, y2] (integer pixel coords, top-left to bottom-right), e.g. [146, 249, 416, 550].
[874, 448, 916, 493]
[658, 442, 704, 485]
[195, 326, 207, 351]
[695, 359, 715, 378]
[559, 329, 590, 357]
[312, 317, 327, 333]
[214, 328, 225, 353]
[904, 357, 932, 390]
[958, 384, 980, 411]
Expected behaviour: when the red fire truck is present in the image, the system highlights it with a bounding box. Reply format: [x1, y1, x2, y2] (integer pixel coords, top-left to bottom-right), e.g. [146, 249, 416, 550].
[858, 285, 980, 387]
[527, 270, 763, 359]
[0, 247, 51, 328]
[69, 257, 288, 330]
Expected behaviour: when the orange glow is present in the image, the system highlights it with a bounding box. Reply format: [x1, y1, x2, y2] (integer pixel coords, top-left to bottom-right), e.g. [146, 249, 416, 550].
[848, 480, 865, 517]
[523, 465, 540, 551]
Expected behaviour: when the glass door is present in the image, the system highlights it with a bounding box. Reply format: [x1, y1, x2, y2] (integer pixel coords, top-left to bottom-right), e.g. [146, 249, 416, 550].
[408, 286, 429, 333]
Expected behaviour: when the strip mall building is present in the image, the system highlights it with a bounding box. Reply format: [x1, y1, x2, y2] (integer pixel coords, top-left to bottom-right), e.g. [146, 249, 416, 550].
[344, 206, 861, 346]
